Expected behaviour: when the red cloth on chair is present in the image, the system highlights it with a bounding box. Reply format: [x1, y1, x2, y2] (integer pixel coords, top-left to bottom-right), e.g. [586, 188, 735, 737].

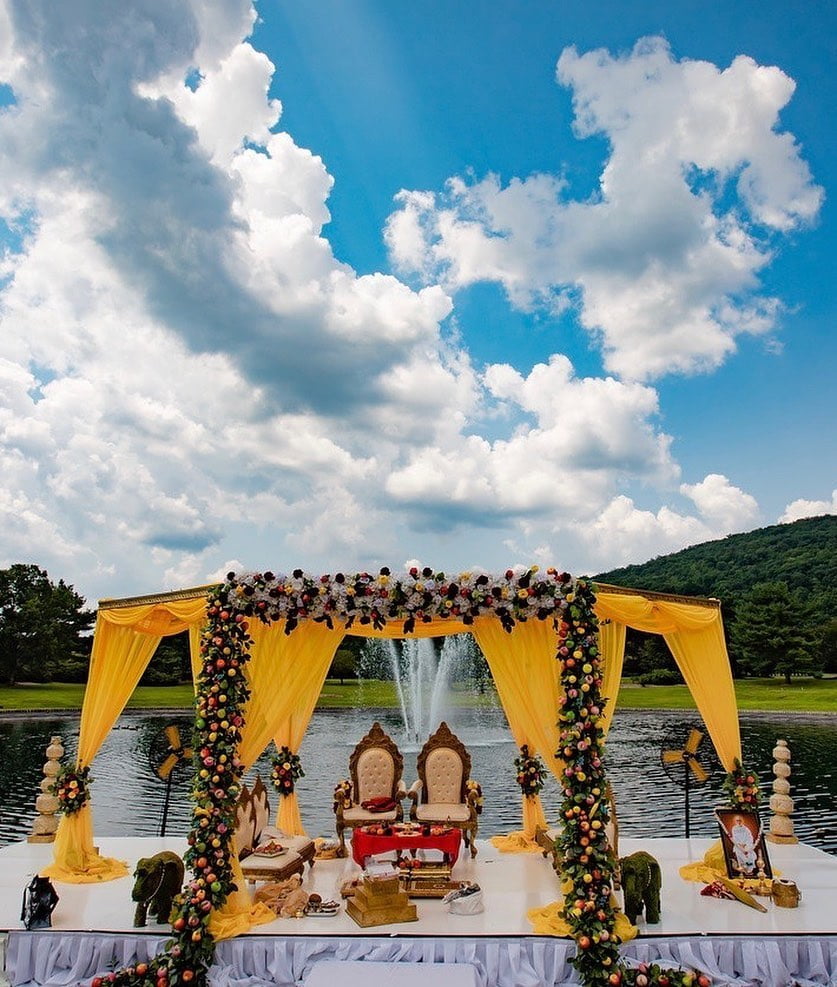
[361, 797, 398, 812]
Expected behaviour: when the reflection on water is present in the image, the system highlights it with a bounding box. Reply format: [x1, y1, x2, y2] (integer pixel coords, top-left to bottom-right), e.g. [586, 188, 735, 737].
[1, 708, 835, 854]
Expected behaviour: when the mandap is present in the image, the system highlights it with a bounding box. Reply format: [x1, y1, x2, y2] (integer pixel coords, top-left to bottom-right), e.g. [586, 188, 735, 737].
[42, 566, 740, 985]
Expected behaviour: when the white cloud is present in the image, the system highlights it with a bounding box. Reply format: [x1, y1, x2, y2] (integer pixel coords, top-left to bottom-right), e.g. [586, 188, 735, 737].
[779, 490, 837, 523]
[548, 473, 761, 573]
[0, 7, 806, 604]
[680, 473, 760, 531]
[386, 37, 822, 381]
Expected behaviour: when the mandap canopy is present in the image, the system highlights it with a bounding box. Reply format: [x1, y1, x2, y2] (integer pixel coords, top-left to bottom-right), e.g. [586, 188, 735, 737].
[45, 566, 739, 896]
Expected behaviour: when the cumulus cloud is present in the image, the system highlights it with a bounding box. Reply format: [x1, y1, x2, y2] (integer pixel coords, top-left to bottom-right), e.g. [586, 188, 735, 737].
[779, 490, 837, 523]
[548, 473, 762, 573]
[386, 37, 822, 381]
[0, 7, 800, 600]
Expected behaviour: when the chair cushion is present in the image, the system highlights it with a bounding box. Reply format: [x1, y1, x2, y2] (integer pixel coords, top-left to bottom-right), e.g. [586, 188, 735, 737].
[240, 848, 303, 882]
[260, 826, 315, 858]
[342, 806, 399, 823]
[425, 748, 464, 804]
[415, 803, 471, 823]
[356, 748, 396, 804]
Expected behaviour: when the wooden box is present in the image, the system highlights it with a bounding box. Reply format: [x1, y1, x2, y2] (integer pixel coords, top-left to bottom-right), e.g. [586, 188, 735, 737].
[346, 874, 418, 928]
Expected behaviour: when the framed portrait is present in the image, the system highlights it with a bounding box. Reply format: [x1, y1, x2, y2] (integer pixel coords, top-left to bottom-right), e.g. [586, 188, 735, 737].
[715, 808, 772, 880]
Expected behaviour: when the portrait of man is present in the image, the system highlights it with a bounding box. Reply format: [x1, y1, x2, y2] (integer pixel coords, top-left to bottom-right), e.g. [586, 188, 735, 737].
[715, 808, 772, 880]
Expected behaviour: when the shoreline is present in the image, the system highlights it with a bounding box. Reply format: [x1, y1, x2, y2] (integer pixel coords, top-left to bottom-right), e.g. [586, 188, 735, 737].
[1, 705, 835, 722]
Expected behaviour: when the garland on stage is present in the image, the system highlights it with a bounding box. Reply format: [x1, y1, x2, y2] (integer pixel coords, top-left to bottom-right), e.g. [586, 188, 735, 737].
[555, 584, 708, 987]
[514, 744, 548, 797]
[51, 764, 92, 816]
[271, 746, 304, 796]
[722, 758, 761, 809]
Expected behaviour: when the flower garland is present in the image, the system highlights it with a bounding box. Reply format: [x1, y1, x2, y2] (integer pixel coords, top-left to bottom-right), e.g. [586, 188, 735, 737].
[51, 764, 92, 816]
[271, 746, 304, 796]
[466, 779, 484, 814]
[224, 565, 577, 634]
[514, 744, 548, 797]
[107, 586, 253, 987]
[555, 580, 706, 987]
[722, 758, 761, 810]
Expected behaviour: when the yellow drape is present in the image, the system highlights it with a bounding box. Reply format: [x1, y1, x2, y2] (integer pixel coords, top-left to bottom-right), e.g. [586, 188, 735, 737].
[472, 618, 561, 847]
[206, 851, 276, 940]
[210, 619, 344, 934]
[594, 592, 740, 770]
[597, 619, 626, 738]
[240, 620, 344, 832]
[44, 598, 208, 883]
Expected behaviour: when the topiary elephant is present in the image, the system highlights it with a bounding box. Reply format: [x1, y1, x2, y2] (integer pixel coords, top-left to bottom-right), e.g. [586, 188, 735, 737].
[619, 850, 661, 924]
[132, 851, 184, 927]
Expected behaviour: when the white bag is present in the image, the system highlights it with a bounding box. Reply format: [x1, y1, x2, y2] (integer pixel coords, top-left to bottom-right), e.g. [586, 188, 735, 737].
[444, 883, 484, 914]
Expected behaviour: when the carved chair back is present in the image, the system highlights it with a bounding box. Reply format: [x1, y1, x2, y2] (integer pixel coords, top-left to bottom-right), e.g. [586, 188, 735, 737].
[416, 721, 470, 805]
[349, 721, 404, 804]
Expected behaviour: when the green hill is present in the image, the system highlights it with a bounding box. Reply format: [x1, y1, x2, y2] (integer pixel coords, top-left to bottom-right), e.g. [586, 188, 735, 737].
[594, 514, 836, 615]
[594, 515, 837, 678]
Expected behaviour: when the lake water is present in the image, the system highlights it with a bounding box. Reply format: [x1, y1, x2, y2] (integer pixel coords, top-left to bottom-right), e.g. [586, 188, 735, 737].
[1, 706, 835, 855]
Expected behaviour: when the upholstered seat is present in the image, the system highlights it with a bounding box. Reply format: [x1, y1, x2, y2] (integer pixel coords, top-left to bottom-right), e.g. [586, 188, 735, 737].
[407, 722, 482, 858]
[235, 775, 314, 884]
[333, 721, 407, 857]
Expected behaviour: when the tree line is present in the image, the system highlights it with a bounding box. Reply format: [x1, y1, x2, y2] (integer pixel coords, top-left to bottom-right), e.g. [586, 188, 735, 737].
[595, 515, 837, 683]
[1, 517, 834, 686]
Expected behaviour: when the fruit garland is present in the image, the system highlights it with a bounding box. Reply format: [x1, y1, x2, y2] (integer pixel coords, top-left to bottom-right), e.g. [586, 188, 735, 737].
[514, 744, 548, 797]
[556, 581, 707, 987]
[722, 758, 761, 810]
[51, 764, 92, 816]
[105, 585, 253, 987]
[271, 746, 304, 796]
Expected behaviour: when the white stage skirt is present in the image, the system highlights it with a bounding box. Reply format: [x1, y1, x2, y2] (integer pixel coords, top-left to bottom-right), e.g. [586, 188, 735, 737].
[5, 930, 837, 987]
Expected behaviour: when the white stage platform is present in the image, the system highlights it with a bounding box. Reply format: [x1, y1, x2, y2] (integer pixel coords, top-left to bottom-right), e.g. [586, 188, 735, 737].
[1, 837, 835, 987]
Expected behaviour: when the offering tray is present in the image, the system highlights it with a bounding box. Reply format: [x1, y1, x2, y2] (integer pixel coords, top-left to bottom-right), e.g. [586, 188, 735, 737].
[397, 861, 457, 898]
[252, 841, 286, 858]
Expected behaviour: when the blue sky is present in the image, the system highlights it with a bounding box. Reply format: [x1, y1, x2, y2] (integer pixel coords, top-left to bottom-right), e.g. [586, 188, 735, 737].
[0, 0, 833, 602]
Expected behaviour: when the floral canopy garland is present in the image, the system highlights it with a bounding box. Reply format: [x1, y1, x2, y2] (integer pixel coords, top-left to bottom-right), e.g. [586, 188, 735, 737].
[106, 566, 704, 987]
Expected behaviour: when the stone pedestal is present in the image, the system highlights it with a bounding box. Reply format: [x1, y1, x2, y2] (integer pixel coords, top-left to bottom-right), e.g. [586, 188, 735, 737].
[766, 739, 798, 845]
[28, 736, 64, 844]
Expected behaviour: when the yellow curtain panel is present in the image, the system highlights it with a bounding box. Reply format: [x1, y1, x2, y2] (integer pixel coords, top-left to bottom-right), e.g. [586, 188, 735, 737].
[594, 590, 740, 769]
[45, 597, 207, 883]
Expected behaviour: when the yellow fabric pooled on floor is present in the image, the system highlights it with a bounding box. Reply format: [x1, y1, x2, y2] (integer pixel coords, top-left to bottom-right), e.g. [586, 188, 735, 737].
[527, 900, 638, 941]
[490, 831, 542, 853]
[207, 856, 279, 940]
[679, 838, 779, 886]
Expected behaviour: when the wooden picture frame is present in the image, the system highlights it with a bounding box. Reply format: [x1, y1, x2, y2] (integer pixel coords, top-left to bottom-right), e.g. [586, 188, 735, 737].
[715, 808, 772, 880]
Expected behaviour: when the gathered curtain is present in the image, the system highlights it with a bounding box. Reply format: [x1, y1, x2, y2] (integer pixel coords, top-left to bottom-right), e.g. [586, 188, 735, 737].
[597, 618, 627, 739]
[44, 598, 207, 883]
[471, 618, 562, 845]
[594, 591, 740, 770]
[239, 620, 344, 831]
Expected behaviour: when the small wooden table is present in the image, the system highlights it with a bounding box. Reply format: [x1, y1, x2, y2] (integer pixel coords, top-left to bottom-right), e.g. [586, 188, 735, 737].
[351, 825, 462, 868]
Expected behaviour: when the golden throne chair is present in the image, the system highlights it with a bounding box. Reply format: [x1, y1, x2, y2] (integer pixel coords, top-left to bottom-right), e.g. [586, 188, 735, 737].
[333, 721, 407, 857]
[407, 721, 482, 858]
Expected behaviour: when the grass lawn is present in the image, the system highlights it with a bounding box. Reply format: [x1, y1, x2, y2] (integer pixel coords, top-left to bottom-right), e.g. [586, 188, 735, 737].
[617, 677, 837, 713]
[0, 677, 834, 714]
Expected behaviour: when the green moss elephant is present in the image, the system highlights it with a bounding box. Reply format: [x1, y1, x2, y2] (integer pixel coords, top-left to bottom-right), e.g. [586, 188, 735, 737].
[619, 850, 661, 924]
[132, 851, 184, 927]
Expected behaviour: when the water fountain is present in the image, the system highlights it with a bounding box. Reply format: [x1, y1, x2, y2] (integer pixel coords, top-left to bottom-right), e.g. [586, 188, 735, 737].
[360, 634, 489, 748]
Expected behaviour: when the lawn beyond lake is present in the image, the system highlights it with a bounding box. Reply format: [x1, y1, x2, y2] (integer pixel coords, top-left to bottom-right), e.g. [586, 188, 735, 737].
[0, 677, 835, 713]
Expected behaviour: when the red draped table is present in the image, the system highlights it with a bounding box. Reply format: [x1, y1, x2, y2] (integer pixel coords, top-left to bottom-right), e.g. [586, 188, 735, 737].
[351, 825, 462, 868]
